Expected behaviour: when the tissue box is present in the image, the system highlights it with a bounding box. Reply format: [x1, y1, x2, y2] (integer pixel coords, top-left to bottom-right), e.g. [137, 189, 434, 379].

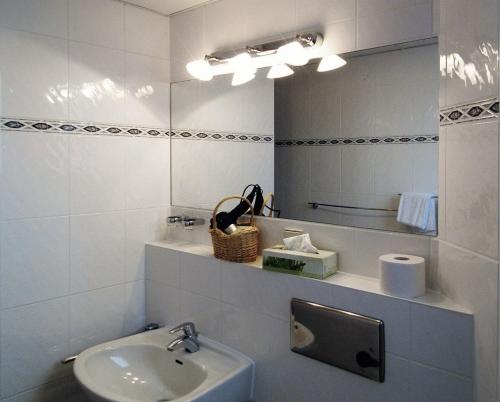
[262, 246, 337, 279]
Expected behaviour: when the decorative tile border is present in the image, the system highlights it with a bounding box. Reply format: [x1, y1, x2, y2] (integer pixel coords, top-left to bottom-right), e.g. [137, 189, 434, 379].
[170, 129, 273, 143]
[275, 135, 438, 147]
[1, 117, 170, 138]
[440, 97, 499, 126]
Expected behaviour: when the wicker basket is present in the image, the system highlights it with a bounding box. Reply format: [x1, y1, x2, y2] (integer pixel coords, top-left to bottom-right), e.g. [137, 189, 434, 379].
[210, 196, 259, 263]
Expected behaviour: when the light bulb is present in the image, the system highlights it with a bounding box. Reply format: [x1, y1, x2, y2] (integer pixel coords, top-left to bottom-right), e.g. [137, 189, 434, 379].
[232, 71, 256, 86]
[277, 41, 309, 66]
[186, 59, 213, 81]
[267, 64, 294, 79]
[230, 52, 256, 74]
[317, 54, 347, 72]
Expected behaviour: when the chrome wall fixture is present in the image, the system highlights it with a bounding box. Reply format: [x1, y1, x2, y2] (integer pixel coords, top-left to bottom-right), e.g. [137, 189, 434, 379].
[186, 32, 347, 86]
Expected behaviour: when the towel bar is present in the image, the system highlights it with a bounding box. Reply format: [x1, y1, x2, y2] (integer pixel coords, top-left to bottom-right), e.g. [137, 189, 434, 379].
[308, 202, 398, 212]
[309, 194, 438, 213]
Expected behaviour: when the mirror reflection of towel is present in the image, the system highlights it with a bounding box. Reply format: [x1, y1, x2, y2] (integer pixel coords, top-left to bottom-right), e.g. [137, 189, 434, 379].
[397, 192, 437, 232]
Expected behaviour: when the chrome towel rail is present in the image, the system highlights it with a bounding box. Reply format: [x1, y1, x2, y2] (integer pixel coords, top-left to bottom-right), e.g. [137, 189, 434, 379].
[309, 195, 437, 213]
[308, 202, 398, 212]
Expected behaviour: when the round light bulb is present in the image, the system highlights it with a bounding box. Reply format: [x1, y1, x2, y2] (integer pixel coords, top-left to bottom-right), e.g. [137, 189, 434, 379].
[267, 64, 294, 79]
[277, 41, 309, 66]
[317, 54, 347, 72]
[186, 59, 213, 81]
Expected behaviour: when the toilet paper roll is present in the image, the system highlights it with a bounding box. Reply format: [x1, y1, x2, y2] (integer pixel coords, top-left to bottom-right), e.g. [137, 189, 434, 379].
[379, 254, 425, 298]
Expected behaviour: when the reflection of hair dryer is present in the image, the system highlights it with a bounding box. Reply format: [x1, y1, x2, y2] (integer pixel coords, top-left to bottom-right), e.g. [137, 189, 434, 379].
[211, 185, 263, 234]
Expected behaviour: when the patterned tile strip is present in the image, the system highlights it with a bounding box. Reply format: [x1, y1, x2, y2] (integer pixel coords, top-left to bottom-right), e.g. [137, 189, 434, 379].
[275, 135, 438, 147]
[170, 129, 273, 143]
[0, 119, 275, 143]
[1, 117, 170, 138]
[440, 97, 499, 126]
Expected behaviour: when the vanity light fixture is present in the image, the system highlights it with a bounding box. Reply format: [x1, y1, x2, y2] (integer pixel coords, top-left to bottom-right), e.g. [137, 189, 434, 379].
[186, 59, 213, 81]
[317, 54, 347, 72]
[185, 32, 346, 85]
[277, 41, 310, 66]
[267, 64, 294, 79]
[230, 53, 257, 86]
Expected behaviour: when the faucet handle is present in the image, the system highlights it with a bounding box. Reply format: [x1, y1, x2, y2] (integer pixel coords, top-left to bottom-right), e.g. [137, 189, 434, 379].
[169, 322, 198, 338]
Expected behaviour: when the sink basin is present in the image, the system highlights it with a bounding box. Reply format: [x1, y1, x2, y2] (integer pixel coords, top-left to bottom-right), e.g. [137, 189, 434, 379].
[74, 327, 255, 402]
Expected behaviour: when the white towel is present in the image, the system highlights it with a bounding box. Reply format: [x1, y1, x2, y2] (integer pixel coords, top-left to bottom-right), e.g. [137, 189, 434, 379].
[397, 192, 437, 232]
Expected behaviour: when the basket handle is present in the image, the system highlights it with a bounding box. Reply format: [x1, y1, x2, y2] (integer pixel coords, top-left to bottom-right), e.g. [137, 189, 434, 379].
[212, 196, 255, 231]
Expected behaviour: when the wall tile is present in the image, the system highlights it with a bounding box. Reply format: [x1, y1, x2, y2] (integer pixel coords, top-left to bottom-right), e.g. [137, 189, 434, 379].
[353, 229, 430, 278]
[408, 362, 473, 402]
[357, 1, 434, 50]
[123, 281, 146, 335]
[373, 145, 413, 195]
[204, 0, 248, 52]
[179, 253, 221, 300]
[125, 5, 169, 59]
[170, 7, 204, 82]
[69, 0, 124, 49]
[0, 132, 69, 220]
[220, 303, 290, 362]
[125, 138, 170, 209]
[220, 260, 332, 322]
[296, 0, 355, 29]
[0, 28, 68, 120]
[145, 281, 180, 326]
[179, 290, 223, 341]
[125, 208, 168, 282]
[70, 212, 125, 293]
[438, 127, 447, 239]
[0, 217, 69, 309]
[69, 41, 126, 124]
[244, 0, 295, 42]
[254, 350, 409, 402]
[437, 241, 498, 401]
[145, 244, 181, 287]
[440, 0, 498, 106]
[0, 299, 70, 398]
[70, 284, 126, 353]
[340, 146, 375, 194]
[0, 0, 68, 38]
[69, 135, 126, 214]
[1, 376, 87, 402]
[125, 53, 170, 128]
[445, 120, 498, 259]
[1, 376, 86, 402]
[410, 304, 473, 376]
[412, 143, 438, 194]
[310, 147, 341, 193]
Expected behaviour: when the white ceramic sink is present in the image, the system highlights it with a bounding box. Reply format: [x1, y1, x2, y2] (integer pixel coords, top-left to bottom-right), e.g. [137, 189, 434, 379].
[74, 327, 255, 402]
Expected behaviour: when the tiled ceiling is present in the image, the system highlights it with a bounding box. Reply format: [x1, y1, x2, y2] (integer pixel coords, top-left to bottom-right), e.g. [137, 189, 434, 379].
[123, 0, 211, 15]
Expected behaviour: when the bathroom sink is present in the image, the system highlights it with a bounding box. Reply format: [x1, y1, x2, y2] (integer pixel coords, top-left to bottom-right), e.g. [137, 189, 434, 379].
[74, 326, 255, 402]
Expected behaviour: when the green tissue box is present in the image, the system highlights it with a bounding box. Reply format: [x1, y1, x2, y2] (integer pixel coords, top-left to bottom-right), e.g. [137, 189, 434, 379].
[262, 246, 337, 279]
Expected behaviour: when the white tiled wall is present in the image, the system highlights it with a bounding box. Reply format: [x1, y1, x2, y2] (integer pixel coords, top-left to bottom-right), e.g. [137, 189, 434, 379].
[171, 73, 274, 209]
[146, 243, 473, 402]
[274, 44, 439, 233]
[169, 0, 437, 82]
[437, 0, 500, 401]
[0, 0, 171, 400]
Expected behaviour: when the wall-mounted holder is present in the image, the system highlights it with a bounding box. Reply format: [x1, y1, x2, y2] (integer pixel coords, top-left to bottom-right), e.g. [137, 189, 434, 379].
[167, 216, 206, 230]
[290, 298, 385, 382]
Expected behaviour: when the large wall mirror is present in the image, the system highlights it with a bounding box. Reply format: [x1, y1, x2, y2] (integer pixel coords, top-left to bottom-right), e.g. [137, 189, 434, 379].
[171, 39, 439, 235]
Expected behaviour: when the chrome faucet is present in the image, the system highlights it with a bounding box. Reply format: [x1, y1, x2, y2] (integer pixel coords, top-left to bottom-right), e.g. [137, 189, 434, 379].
[167, 322, 200, 353]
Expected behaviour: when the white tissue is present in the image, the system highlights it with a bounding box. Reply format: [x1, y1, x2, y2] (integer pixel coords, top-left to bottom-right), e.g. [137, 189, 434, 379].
[282, 233, 319, 254]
